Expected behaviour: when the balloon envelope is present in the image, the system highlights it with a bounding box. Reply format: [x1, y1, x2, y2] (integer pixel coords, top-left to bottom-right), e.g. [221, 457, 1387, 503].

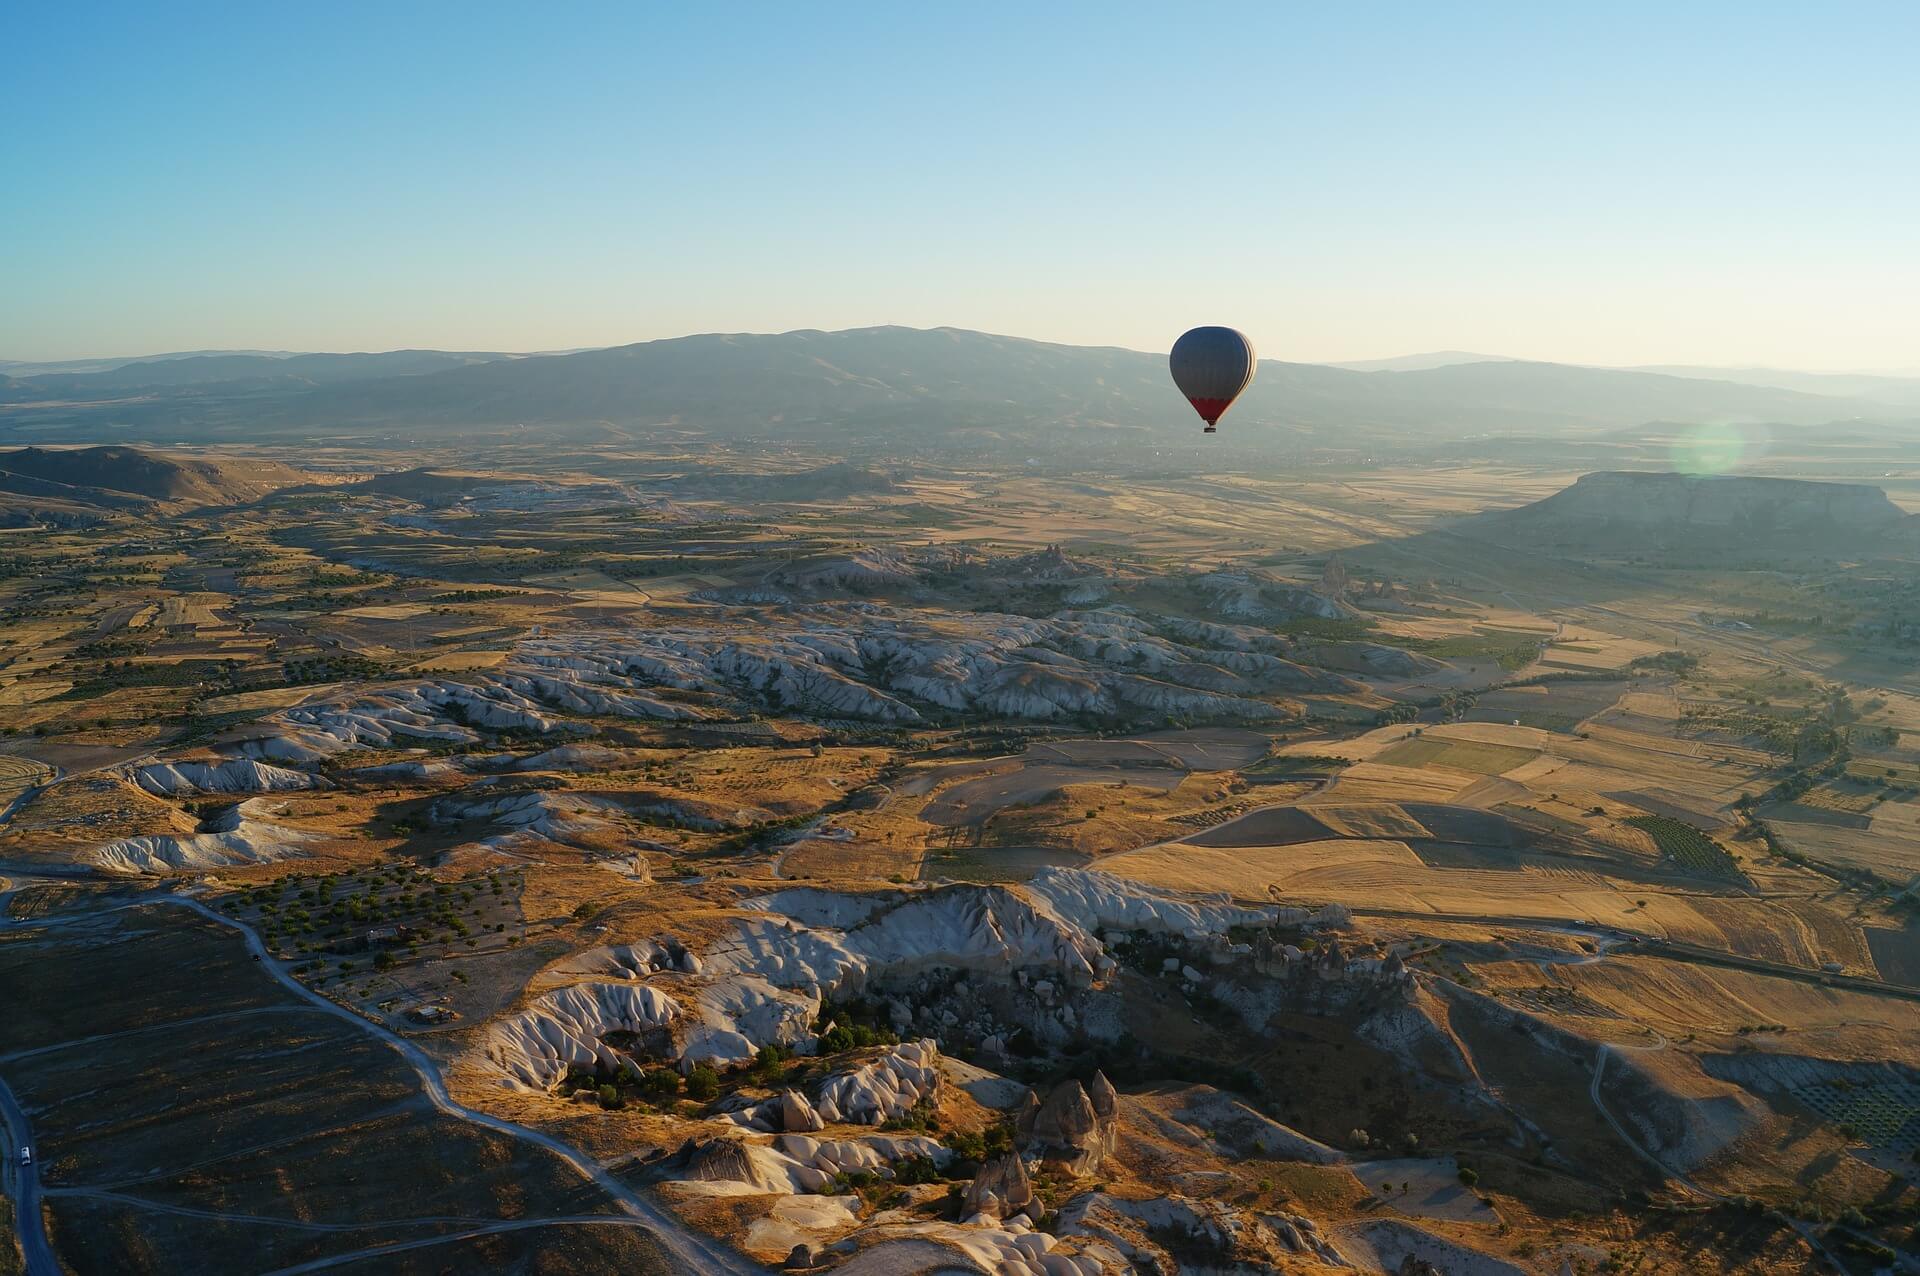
[1169, 326, 1256, 430]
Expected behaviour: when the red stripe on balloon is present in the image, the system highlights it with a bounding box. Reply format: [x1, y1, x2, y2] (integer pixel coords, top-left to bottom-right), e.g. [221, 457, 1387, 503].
[1187, 396, 1233, 424]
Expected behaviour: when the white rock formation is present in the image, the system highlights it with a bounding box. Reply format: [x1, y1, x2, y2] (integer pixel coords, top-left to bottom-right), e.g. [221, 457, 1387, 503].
[346, 759, 461, 783]
[682, 975, 821, 1065]
[547, 939, 698, 983]
[509, 744, 635, 772]
[723, 883, 1116, 996]
[832, 1222, 1117, 1276]
[124, 758, 327, 797]
[673, 1131, 953, 1197]
[483, 982, 681, 1091]
[502, 603, 1309, 726]
[1023, 867, 1274, 940]
[429, 789, 616, 844]
[235, 678, 574, 763]
[91, 799, 318, 874]
[813, 1040, 942, 1126]
[482, 870, 1291, 1091]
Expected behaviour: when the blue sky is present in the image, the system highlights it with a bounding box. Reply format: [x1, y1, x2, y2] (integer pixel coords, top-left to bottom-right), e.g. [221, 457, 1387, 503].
[4, 2, 1916, 368]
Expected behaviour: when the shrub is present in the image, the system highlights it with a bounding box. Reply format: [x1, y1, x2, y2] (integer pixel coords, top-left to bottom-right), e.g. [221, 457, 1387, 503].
[686, 1064, 721, 1101]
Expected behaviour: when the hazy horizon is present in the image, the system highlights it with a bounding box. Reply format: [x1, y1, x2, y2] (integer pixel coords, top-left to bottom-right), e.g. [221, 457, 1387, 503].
[5, 327, 1920, 381]
[5, 3, 1916, 370]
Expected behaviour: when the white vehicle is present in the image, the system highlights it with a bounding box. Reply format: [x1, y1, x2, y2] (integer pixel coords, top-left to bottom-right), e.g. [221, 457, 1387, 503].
[18, 1146, 29, 1168]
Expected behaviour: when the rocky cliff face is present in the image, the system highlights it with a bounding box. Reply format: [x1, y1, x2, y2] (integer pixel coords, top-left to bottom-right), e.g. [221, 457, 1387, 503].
[1465, 470, 1911, 552]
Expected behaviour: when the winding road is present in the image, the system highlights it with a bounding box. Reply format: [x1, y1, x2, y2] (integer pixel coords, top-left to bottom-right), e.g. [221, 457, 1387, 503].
[0, 872, 54, 1274]
[0, 880, 757, 1276]
[0, 1075, 54, 1276]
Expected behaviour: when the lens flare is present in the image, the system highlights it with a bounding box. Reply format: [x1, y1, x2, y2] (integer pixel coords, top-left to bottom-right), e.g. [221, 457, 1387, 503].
[1670, 422, 1768, 475]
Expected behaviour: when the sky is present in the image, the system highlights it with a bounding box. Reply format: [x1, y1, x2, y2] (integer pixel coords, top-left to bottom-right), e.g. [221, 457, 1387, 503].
[4, 2, 1917, 370]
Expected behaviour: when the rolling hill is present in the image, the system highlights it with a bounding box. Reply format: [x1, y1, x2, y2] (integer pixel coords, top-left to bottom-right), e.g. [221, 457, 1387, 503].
[0, 445, 310, 512]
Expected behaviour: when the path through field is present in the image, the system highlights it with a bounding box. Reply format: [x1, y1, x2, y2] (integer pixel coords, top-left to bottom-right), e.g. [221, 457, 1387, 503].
[0, 879, 757, 1276]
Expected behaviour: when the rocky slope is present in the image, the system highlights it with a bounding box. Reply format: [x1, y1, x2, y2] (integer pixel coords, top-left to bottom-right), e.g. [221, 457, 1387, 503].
[511, 604, 1351, 726]
[91, 798, 318, 874]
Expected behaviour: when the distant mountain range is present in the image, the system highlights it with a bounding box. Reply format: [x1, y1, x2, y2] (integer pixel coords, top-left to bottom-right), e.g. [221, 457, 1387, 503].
[2, 327, 1912, 451]
[1325, 351, 1516, 372]
[1625, 365, 1920, 407]
[1334, 351, 1920, 406]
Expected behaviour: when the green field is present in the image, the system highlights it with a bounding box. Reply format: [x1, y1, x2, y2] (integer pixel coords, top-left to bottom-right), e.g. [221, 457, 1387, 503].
[1624, 814, 1746, 881]
[1376, 736, 1539, 776]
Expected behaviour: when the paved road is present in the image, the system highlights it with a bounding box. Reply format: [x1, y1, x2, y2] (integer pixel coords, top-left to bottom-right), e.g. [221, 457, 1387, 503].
[0, 1076, 55, 1276]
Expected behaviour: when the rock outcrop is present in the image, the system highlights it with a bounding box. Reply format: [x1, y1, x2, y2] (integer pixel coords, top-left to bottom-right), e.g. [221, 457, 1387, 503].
[91, 798, 318, 874]
[813, 1039, 942, 1125]
[482, 982, 680, 1091]
[125, 758, 327, 797]
[236, 678, 575, 763]
[1055, 1192, 1347, 1271]
[777, 1089, 826, 1133]
[665, 1132, 952, 1196]
[506, 604, 1312, 727]
[1028, 1075, 1118, 1175]
[719, 881, 1117, 996]
[962, 1152, 1034, 1221]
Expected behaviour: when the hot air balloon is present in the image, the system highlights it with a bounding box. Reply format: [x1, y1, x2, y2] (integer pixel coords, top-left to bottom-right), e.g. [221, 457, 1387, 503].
[1169, 326, 1256, 434]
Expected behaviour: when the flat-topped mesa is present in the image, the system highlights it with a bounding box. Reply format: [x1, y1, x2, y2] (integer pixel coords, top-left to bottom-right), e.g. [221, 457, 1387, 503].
[1547, 470, 1906, 528]
[1462, 469, 1912, 553]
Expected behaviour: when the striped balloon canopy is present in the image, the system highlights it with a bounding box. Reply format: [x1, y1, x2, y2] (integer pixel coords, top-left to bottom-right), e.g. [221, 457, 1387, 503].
[1169, 326, 1256, 434]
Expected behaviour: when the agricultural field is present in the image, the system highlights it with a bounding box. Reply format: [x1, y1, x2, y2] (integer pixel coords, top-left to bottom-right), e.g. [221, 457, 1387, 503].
[0, 756, 50, 805]
[0, 906, 674, 1275]
[1624, 815, 1747, 881]
[1374, 735, 1540, 776]
[1790, 1077, 1920, 1162]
